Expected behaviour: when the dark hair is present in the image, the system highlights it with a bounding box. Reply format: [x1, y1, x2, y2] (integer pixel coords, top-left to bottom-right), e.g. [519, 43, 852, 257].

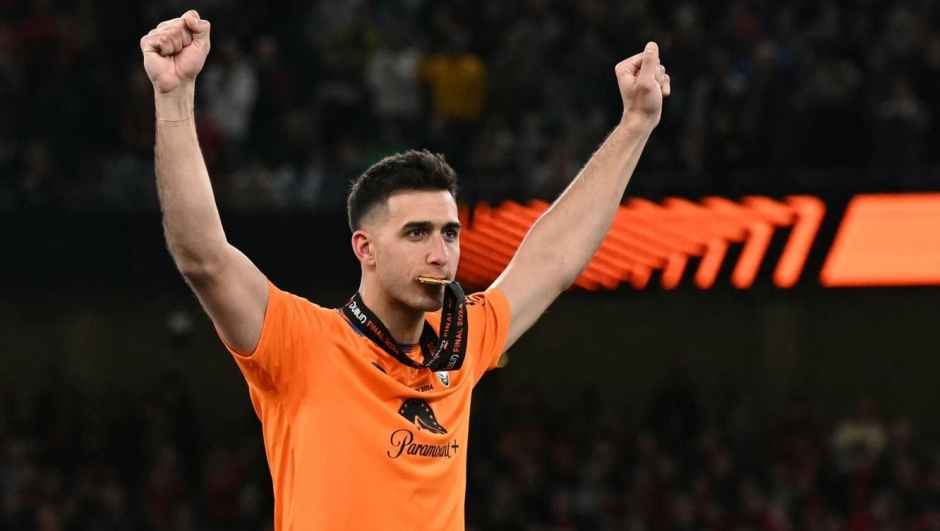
[347, 150, 459, 231]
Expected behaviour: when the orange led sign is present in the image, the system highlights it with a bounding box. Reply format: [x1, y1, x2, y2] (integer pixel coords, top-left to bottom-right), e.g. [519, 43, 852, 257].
[456, 196, 826, 291]
[820, 193, 940, 287]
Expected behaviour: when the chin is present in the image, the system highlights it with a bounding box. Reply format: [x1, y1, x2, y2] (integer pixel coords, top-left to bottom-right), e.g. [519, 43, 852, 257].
[411, 288, 445, 312]
[415, 297, 444, 313]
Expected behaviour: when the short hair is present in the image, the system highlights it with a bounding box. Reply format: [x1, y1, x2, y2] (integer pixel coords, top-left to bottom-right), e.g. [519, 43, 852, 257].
[347, 150, 459, 231]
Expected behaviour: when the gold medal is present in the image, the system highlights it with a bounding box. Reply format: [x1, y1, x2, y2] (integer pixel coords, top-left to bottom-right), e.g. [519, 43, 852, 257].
[415, 277, 452, 286]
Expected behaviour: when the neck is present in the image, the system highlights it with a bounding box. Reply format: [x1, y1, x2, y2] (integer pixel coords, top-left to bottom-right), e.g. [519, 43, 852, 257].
[358, 283, 425, 345]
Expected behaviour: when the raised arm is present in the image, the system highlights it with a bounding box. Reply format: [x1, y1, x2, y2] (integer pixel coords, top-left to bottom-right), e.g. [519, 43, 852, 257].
[141, 11, 268, 354]
[491, 42, 671, 351]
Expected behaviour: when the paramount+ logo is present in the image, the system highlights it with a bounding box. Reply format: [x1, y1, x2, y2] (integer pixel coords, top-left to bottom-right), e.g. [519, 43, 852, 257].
[387, 398, 459, 459]
[386, 429, 460, 459]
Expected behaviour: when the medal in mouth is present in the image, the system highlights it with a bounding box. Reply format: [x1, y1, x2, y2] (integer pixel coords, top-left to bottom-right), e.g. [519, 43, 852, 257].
[414, 276, 452, 286]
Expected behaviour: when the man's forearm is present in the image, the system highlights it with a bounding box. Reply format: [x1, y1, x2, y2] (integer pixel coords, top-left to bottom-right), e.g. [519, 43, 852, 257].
[155, 89, 228, 275]
[516, 122, 652, 290]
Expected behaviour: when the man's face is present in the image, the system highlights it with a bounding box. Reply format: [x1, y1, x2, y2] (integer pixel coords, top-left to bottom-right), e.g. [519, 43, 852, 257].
[363, 190, 461, 312]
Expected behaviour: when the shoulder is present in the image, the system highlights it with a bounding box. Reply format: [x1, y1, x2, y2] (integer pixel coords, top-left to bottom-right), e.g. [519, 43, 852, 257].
[465, 288, 511, 321]
[267, 283, 348, 332]
[465, 289, 507, 308]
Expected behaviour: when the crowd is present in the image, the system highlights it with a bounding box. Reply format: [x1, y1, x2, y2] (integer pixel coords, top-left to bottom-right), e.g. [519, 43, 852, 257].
[3, 0, 940, 212]
[2, 365, 939, 531]
[468, 383, 940, 531]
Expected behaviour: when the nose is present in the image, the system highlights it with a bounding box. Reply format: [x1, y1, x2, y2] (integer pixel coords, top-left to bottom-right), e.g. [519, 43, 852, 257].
[427, 234, 450, 267]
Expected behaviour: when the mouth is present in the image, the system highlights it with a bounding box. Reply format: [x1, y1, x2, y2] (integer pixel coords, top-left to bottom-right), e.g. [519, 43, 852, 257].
[414, 276, 452, 286]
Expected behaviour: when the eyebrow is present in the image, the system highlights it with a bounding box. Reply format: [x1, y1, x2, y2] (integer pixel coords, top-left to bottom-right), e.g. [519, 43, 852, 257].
[401, 221, 462, 232]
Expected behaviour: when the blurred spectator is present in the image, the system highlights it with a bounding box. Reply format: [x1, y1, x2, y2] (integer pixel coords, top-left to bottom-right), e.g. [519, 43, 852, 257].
[872, 79, 930, 169]
[646, 359, 702, 465]
[200, 38, 258, 152]
[529, 137, 578, 200]
[11, 140, 59, 209]
[420, 32, 487, 176]
[314, 47, 369, 148]
[365, 25, 424, 131]
[420, 35, 486, 123]
[247, 36, 293, 163]
[831, 397, 888, 475]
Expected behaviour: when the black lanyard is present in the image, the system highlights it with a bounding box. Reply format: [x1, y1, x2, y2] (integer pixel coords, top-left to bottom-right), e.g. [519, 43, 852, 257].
[342, 282, 468, 371]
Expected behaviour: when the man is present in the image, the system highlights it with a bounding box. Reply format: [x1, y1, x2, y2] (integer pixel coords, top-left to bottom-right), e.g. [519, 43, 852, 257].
[140, 10, 670, 531]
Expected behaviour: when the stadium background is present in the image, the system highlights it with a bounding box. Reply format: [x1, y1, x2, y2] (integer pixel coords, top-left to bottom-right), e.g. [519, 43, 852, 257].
[3, 0, 940, 530]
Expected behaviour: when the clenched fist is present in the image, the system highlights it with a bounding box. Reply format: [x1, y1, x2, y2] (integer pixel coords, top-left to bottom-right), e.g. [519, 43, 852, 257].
[615, 42, 671, 131]
[140, 10, 211, 95]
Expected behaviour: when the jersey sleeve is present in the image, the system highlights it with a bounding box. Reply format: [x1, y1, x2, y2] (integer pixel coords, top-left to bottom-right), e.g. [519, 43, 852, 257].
[217, 280, 327, 395]
[465, 287, 513, 384]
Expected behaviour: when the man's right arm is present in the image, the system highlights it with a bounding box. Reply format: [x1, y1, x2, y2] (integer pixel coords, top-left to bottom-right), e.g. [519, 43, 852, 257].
[143, 11, 268, 354]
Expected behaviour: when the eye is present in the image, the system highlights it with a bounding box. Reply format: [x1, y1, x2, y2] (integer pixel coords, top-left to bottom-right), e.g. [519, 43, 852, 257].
[407, 229, 425, 238]
[443, 229, 459, 241]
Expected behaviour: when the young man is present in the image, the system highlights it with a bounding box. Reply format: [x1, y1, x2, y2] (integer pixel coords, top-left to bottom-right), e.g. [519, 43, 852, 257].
[140, 10, 670, 531]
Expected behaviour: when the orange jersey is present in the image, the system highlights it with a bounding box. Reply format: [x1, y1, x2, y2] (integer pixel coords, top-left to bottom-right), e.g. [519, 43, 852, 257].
[220, 281, 511, 531]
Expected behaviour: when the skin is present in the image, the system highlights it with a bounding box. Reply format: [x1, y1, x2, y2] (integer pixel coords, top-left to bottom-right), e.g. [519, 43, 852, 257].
[140, 10, 670, 355]
[352, 190, 461, 343]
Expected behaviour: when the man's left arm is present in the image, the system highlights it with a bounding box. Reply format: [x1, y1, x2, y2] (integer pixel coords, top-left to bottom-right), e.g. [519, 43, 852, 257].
[490, 42, 671, 351]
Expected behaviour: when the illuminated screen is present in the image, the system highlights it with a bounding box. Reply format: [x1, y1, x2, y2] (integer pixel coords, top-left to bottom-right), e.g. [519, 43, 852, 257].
[457, 193, 940, 290]
[456, 196, 825, 290]
[820, 194, 940, 287]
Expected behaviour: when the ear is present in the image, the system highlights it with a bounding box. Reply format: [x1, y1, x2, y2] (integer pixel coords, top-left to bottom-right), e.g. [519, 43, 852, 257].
[351, 230, 376, 266]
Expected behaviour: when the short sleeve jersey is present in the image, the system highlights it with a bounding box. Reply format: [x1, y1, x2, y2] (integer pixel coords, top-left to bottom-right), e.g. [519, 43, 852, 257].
[220, 281, 512, 531]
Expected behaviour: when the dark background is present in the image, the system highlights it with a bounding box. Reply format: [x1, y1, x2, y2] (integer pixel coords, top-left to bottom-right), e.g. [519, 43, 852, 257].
[3, 0, 940, 530]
